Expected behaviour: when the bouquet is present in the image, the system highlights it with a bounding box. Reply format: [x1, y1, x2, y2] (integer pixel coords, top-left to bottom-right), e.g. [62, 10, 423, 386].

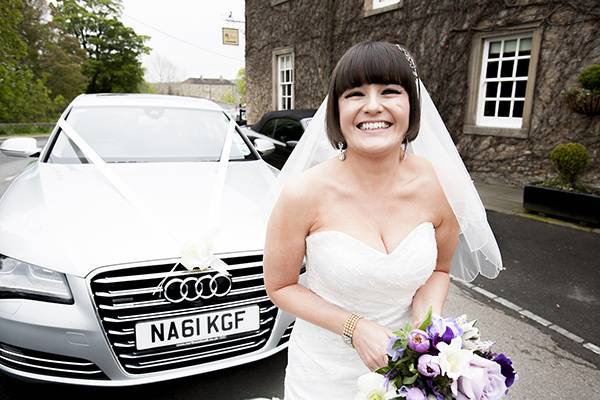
[356, 308, 517, 400]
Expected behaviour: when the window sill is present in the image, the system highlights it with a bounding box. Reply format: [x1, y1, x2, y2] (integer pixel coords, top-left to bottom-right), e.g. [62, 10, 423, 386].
[463, 125, 529, 139]
[364, 1, 402, 18]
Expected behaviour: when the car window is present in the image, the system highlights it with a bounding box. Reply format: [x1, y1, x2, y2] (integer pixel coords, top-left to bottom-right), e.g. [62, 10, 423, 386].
[259, 119, 278, 138]
[272, 118, 303, 142]
[47, 106, 256, 163]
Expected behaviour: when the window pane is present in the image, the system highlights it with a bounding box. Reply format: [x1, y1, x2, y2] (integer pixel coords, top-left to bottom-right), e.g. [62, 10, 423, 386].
[500, 81, 513, 98]
[488, 41, 501, 58]
[519, 38, 532, 55]
[484, 101, 496, 116]
[287, 97, 292, 110]
[515, 80, 527, 97]
[498, 101, 511, 117]
[486, 61, 499, 78]
[504, 40, 517, 57]
[513, 101, 524, 118]
[280, 71, 285, 82]
[516, 59, 530, 77]
[485, 82, 498, 98]
[500, 60, 514, 77]
[286, 70, 290, 82]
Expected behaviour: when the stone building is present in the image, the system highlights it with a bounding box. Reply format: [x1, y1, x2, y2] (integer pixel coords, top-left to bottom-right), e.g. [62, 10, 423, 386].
[245, 0, 599, 186]
[153, 77, 239, 104]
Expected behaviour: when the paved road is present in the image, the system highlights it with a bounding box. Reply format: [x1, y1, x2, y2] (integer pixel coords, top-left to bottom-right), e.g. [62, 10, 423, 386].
[474, 211, 600, 346]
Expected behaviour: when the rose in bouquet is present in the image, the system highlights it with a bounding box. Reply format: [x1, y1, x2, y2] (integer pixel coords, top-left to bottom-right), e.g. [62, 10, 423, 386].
[356, 308, 517, 400]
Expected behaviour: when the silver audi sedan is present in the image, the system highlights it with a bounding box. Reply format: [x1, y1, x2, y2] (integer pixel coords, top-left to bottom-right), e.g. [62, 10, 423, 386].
[0, 94, 296, 386]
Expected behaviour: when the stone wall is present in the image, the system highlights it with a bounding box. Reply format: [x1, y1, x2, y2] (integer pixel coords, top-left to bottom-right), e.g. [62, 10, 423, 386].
[245, 0, 599, 186]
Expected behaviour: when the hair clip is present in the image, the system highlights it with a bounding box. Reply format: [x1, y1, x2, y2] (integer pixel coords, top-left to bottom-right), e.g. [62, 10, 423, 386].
[395, 44, 418, 79]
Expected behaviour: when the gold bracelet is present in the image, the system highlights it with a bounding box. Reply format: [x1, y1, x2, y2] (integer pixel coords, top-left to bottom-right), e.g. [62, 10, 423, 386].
[342, 312, 362, 347]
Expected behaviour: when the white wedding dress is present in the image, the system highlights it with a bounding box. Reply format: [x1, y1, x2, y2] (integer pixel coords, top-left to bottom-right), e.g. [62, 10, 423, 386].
[284, 221, 438, 399]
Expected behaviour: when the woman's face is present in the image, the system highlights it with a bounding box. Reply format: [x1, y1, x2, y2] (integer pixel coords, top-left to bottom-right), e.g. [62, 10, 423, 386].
[337, 83, 410, 157]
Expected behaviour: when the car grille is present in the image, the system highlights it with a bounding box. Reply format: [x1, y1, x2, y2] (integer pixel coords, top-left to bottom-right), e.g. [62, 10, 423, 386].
[0, 342, 108, 380]
[89, 251, 278, 374]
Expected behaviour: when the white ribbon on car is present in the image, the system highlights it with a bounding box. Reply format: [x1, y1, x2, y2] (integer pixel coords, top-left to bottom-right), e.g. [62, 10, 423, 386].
[56, 117, 236, 278]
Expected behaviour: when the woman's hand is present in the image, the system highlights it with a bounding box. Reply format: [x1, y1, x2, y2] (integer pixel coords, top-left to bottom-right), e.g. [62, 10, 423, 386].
[351, 318, 394, 371]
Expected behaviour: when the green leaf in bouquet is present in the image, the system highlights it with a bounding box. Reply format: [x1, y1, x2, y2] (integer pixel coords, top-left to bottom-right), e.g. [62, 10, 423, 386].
[375, 365, 390, 374]
[402, 373, 418, 385]
[408, 362, 417, 374]
[418, 306, 433, 331]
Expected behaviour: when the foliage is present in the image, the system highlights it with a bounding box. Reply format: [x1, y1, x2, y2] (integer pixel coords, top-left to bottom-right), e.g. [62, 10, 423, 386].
[221, 90, 236, 105]
[236, 67, 246, 103]
[52, 0, 150, 93]
[0, 123, 54, 136]
[137, 81, 156, 94]
[548, 143, 591, 189]
[0, 0, 61, 123]
[578, 64, 600, 93]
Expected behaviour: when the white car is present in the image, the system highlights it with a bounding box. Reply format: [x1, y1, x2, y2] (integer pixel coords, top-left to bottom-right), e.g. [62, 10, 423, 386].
[0, 94, 296, 386]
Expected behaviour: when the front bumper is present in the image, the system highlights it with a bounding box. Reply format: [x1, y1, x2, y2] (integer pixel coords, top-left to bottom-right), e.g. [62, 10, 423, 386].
[0, 253, 295, 386]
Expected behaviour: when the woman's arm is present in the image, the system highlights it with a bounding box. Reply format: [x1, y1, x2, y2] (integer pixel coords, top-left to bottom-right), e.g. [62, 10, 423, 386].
[410, 167, 459, 326]
[264, 179, 393, 370]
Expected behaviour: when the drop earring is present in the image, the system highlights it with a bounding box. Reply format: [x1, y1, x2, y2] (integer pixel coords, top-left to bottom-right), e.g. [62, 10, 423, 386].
[337, 141, 346, 161]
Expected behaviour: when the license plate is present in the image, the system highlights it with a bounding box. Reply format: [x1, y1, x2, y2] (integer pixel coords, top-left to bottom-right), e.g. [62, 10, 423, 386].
[135, 305, 260, 350]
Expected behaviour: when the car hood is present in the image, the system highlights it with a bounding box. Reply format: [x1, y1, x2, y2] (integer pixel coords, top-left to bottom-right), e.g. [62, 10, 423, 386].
[0, 161, 279, 277]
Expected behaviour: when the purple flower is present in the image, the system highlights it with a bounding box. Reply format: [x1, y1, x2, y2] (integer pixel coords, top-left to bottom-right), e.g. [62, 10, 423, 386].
[493, 353, 517, 388]
[387, 336, 405, 361]
[417, 354, 441, 377]
[408, 329, 430, 353]
[456, 354, 507, 400]
[427, 316, 463, 348]
[398, 386, 426, 400]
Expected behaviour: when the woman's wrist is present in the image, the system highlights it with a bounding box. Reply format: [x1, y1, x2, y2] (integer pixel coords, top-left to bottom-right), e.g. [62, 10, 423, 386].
[341, 312, 362, 347]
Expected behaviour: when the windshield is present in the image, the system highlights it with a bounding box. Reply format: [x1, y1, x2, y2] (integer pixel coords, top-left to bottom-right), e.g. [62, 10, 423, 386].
[47, 106, 256, 163]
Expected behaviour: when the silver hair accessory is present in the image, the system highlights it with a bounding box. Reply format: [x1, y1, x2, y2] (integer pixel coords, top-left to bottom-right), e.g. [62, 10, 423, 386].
[395, 44, 418, 79]
[337, 141, 347, 161]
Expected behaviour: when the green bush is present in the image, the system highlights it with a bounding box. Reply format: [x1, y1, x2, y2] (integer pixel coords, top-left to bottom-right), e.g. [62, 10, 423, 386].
[549, 143, 591, 186]
[578, 64, 600, 93]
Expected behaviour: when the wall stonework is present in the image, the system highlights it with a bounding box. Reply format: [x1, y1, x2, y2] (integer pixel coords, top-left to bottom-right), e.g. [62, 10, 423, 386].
[246, 0, 599, 186]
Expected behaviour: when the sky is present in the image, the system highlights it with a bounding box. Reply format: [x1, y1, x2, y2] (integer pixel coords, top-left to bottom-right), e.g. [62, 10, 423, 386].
[120, 0, 246, 82]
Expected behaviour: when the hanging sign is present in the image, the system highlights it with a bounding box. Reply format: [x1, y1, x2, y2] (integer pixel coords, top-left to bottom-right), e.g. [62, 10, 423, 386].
[222, 27, 239, 46]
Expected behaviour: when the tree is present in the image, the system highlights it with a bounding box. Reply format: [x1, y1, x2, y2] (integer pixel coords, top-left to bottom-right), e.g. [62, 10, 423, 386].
[0, 0, 57, 122]
[236, 67, 246, 103]
[52, 0, 150, 93]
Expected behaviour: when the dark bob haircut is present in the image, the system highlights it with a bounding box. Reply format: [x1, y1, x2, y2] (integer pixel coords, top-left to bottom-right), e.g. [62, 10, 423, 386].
[326, 41, 421, 148]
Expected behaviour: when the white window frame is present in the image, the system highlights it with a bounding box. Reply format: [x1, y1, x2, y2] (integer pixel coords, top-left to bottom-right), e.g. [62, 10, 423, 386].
[464, 24, 542, 139]
[476, 34, 532, 129]
[276, 53, 294, 111]
[372, 0, 400, 9]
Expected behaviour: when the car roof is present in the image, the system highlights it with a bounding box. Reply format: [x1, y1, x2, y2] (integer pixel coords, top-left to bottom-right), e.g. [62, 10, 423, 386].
[257, 109, 316, 121]
[70, 93, 223, 111]
[253, 108, 316, 131]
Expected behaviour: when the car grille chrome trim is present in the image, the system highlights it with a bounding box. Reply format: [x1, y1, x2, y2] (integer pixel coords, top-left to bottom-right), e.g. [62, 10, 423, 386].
[93, 261, 263, 285]
[88, 254, 278, 374]
[124, 338, 268, 370]
[101, 295, 272, 324]
[0, 347, 95, 367]
[0, 342, 108, 380]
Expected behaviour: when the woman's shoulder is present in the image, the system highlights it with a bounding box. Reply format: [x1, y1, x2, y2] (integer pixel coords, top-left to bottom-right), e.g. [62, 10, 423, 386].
[405, 154, 446, 198]
[278, 160, 335, 206]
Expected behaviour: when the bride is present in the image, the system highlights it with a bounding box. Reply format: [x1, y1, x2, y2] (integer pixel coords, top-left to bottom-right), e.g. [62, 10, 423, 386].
[263, 41, 502, 399]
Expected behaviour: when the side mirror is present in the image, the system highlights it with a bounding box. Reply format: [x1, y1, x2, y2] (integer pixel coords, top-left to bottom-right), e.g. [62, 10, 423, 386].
[254, 138, 275, 156]
[0, 137, 41, 158]
[286, 140, 298, 149]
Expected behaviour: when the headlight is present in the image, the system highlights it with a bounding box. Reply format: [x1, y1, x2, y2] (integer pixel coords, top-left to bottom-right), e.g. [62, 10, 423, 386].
[0, 255, 73, 304]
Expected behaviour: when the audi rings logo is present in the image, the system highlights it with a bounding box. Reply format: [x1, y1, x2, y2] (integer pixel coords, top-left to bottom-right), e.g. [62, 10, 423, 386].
[162, 273, 232, 303]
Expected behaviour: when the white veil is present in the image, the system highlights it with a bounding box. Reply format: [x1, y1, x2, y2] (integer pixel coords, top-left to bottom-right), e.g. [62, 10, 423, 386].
[277, 80, 503, 282]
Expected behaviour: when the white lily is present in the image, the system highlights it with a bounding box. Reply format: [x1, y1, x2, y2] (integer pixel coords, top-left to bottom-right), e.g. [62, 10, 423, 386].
[355, 372, 396, 400]
[435, 337, 474, 380]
